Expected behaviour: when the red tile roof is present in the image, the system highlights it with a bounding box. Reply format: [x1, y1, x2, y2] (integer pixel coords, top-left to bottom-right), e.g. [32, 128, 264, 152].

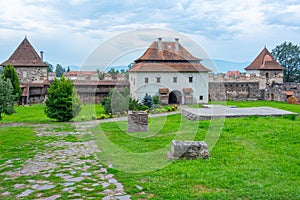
[245, 47, 285, 70]
[159, 88, 169, 94]
[130, 62, 210, 72]
[225, 71, 241, 77]
[129, 39, 211, 72]
[1, 37, 47, 67]
[136, 41, 200, 61]
[73, 80, 129, 86]
[183, 87, 193, 94]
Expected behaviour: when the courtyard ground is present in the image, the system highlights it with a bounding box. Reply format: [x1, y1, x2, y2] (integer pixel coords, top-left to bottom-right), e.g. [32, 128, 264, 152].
[0, 101, 299, 199]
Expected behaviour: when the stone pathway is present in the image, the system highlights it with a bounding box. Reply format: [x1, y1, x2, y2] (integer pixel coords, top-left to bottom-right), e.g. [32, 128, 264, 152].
[0, 122, 131, 199]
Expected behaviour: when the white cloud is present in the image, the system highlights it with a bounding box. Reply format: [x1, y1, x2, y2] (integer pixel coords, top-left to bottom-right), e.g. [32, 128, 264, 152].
[0, 0, 299, 66]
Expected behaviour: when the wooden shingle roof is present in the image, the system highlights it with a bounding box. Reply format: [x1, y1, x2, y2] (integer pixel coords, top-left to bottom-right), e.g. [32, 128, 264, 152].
[1, 37, 47, 67]
[245, 47, 285, 71]
[130, 38, 211, 73]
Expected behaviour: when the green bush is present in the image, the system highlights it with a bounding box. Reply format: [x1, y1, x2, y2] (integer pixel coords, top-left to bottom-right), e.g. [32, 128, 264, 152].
[0, 78, 16, 120]
[102, 89, 129, 114]
[44, 76, 81, 122]
[2, 65, 21, 101]
[139, 105, 149, 111]
[153, 95, 160, 105]
[142, 93, 154, 109]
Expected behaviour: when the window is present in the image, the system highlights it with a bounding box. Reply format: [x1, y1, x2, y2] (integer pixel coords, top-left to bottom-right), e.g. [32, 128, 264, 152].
[189, 76, 193, 83]
[133, 78, 135, 85]
[199, 95, 203, 100]
[173, 76, 177, 83]
[156, 76, 161, 83]
[145, 77, 149, 83]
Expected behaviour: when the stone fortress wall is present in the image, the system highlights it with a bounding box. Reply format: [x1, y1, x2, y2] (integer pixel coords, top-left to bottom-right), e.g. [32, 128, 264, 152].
[208, 73, 300, 102]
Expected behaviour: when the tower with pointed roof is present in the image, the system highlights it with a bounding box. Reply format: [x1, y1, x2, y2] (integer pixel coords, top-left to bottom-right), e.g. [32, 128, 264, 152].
[129, 38, 211, 104]
[1, 37, 49, 104]
[245, 47, 285, 84]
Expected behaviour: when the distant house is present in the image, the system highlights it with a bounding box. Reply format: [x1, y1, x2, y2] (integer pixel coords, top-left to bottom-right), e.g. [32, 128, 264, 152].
[129, 38, 211, 104]
[0, 37, 49, 104]
[225, 71, 241, 77]
[245, 47, 285, 84]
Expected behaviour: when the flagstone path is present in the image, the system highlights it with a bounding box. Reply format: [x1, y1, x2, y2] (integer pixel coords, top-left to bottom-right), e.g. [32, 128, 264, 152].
[0, 122, 132, 200]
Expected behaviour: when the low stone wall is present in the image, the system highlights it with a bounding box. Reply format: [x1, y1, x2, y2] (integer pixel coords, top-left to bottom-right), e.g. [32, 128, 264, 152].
[169, 140, 209, 159]
[127, 110, 148, 132]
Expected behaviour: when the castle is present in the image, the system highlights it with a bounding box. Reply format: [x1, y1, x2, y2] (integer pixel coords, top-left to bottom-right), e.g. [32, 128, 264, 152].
[209, 47, 300, 102]
[1, 37, 299, 105]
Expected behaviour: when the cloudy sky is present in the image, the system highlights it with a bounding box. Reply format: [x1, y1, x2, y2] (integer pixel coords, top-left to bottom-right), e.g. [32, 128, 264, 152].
[0, 0, 299, 70]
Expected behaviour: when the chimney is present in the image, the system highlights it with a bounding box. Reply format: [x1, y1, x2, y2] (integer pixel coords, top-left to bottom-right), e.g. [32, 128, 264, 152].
[40, 51, 44, 61]
[175, 38, 179, 51]
[158, 37, 162, 50]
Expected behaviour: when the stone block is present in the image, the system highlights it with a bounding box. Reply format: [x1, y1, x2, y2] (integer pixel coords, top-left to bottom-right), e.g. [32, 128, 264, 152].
[169, 140, 209, 159]
[127, 110, 148, 132]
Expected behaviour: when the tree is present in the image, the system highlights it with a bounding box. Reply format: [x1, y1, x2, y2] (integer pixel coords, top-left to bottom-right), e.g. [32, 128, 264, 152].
[67, 66, 71, 72]
[45, 76, 81, 122]
[102, 88, 129, 114]
[2, 65, 22, 101]
[272, 42, 300, 82]
[0, 78, 16, 120]
[142, 93, 154, 109]
[45, 61, 54, 73]
[55, 64, 65, 77]
[0, 67, 3, 75]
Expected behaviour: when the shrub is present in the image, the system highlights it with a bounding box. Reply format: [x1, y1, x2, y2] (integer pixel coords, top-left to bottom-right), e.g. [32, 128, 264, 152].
[142, 93, 154, 109]
[153, 96, 160, 105]
[139, 105, 149, 111]
[129, 97, 139, 111]
[2, 65, 21, 101]
[102, 89, 129, 114]
[45, 76, 81, 122]
[0, 78, 16, 120]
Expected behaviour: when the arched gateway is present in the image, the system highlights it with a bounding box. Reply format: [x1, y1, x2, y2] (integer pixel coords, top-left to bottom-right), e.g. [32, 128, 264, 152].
[168, 90, 182, 104]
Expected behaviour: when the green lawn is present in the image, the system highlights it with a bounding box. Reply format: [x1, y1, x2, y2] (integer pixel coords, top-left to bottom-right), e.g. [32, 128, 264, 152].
[93, 101, 300, 199]
[0, 103, 105, 123]
[0, 101, 299, 199]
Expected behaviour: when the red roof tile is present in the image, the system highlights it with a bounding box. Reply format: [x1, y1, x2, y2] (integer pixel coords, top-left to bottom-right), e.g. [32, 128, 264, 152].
[130, 62, 210, 72]
[159, 88, 169, 94]
[245, 47, 285, 70]
[225, 71, 241, 77]
[130, 39, 211, 73]
[73, 80, 129, 86]
[136, 41, 200, 61]
[183, 88, 193, 94]
[1, 37, 47, 67]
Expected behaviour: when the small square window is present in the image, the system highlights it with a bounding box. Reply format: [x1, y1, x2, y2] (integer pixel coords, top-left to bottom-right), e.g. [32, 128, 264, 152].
[173, 77, 177, 83]
[189, 76, 193, 83]
[156, 76, 161, 83]
[199, 95, 203, 100]
[145, 77, 149, 83]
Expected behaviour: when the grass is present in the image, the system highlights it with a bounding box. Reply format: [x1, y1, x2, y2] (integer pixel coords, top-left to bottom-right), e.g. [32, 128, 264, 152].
[93, 101, 300, 199]
[0, 126, 40, 165]
[1, 101, 299, 199]
[0, 103, 105, 123]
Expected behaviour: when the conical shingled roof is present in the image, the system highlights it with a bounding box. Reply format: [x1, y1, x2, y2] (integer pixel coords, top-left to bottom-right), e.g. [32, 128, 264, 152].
[1, 37, 47, 67]
[245, 47, 285, 70]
